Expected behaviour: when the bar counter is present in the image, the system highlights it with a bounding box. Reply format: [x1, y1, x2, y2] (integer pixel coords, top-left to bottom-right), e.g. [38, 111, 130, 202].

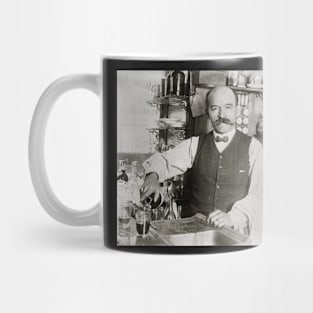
[117, 213, 249, 246]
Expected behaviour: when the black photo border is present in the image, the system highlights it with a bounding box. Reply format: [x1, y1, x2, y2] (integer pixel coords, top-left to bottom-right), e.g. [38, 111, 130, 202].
[102, 56, 263, 254]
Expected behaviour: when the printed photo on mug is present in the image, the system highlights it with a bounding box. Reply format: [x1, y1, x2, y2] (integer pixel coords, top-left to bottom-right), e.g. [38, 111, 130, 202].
[116, 69, 263, 246]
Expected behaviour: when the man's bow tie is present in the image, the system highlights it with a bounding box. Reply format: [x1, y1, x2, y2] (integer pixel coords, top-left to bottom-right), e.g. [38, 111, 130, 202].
[215, 135, 228, 143]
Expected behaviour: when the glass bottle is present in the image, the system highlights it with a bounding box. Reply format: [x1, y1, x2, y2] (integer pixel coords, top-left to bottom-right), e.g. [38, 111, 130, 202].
[128, 161, 140, 204]
[117, 160, 128, 182]
[129, 161, 138, 181]
[172, 71, 185, 96]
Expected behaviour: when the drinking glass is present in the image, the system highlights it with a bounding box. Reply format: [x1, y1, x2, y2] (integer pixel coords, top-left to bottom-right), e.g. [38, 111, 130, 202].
[135, 211, 151, 237]
[118, 201, 131, 237]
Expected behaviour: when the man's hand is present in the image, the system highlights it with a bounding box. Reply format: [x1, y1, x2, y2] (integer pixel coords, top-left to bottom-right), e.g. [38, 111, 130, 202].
[207, 210, 234, 228]
[140, 172, 160, 202]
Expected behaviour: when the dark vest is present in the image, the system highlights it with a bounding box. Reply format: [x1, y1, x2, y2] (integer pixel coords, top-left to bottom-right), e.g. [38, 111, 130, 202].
[190, 130, 251, 216]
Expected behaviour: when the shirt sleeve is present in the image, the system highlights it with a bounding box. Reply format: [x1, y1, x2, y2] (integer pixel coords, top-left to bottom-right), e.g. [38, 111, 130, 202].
[228, 137, 263, 242]
[142, 136, 199, 182]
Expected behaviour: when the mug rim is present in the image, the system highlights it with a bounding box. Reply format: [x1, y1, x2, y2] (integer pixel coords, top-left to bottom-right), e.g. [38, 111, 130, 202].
[102, 52, 261, 61]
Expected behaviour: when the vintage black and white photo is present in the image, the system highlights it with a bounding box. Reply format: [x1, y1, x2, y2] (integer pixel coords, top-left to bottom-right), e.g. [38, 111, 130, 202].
[116, 70, 263, 246]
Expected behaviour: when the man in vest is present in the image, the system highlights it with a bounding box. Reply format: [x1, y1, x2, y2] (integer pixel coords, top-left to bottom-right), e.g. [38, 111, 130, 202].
[141, 86, 262, 242]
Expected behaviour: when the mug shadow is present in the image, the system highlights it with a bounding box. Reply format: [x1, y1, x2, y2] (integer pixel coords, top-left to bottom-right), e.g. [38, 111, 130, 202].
[27, 224, 108, 252]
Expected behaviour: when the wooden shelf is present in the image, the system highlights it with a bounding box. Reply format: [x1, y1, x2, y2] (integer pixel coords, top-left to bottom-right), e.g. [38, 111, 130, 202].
[147, 127, 189, 131]
[195, 84, 263, 93]
[146, 95, 189, 110]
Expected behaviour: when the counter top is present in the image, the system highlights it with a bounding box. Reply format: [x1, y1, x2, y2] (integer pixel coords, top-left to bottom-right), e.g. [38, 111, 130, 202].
[117, 214, 249, 246]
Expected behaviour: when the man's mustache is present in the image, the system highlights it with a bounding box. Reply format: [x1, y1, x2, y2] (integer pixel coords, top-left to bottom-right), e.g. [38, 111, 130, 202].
[214, 117, 235, 126]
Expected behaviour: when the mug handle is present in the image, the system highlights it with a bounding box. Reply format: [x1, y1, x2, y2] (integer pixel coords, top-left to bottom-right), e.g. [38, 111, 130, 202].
[29, 74, 101, 226]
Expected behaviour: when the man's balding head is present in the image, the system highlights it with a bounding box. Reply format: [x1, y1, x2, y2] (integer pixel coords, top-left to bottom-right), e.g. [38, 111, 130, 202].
[206, 86, 238, 110]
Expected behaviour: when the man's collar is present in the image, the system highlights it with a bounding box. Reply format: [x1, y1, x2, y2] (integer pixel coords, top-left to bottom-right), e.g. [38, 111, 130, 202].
[213, 127, 236, 142]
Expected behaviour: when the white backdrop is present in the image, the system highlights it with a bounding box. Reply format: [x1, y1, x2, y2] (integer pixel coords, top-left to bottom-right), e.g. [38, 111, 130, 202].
[1, 0, 313, 312]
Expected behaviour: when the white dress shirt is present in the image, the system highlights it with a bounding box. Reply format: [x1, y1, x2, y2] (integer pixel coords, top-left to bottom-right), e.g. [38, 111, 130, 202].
[142, 128, 263, 243]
